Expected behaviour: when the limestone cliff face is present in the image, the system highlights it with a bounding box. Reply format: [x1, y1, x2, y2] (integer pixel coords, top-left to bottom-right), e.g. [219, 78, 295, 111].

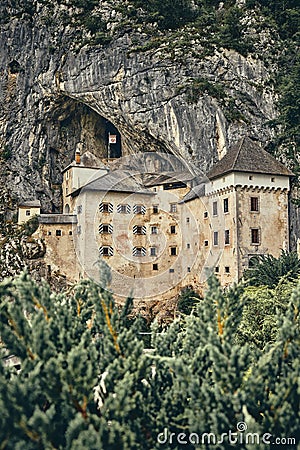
[0, 3, 282, 224]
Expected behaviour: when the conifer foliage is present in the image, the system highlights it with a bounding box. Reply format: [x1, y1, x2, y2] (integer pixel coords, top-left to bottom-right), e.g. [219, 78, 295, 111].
[0, 273, 299, 449]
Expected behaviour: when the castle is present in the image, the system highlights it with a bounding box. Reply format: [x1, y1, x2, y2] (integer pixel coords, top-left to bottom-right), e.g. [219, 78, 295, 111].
[19, 137, 293, 301]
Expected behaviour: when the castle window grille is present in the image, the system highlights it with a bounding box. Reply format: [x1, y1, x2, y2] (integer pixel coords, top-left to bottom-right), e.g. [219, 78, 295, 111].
[99, 246, 113, 256]
[99, 224, 113, 234]
[133, 247, 146, 256]
[117, 204, 131, 214]
[99, 202, 113, 213]
[133, 225, 146, 235]
[133, 205, 146, 215]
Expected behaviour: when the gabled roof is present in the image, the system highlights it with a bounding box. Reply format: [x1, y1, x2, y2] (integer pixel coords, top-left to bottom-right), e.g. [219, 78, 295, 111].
[70, 170, 155, 197]
[207, 137, 294, 180]
[62, 151, 108, 173]
[143, 171, 194, 187]
[19, 200, 41, 208]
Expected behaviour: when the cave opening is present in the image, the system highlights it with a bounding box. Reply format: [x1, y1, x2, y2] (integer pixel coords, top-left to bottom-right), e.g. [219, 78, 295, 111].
[51, 96, 122, 164]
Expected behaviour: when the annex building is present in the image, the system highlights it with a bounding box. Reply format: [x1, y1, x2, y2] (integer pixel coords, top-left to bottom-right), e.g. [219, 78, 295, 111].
[21, 137, 293, 301]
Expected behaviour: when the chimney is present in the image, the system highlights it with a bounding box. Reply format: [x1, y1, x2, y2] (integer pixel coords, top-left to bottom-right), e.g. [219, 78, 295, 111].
[75, 149, 81, 165]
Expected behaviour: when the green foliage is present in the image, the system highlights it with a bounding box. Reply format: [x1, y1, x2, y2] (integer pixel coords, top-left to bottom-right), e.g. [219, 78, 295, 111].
[0, 273, 299, 448]
[243, 250, 300, 288]
[176, 286, 202, 315]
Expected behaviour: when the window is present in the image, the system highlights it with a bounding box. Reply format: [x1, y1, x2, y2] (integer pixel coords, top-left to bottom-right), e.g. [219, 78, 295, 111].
[170, 203, 177, 213]
[99, 224, 113, 234]
[133, 225, 146, 235]
[223, 198, 229, 213]
[150, 247, 157, 256]
[133, 247, 146, 256]
[170, 246, 177, 256]
[151, 226, 158, 234]
[251, 228, 260, 245]
[77, 205, 82, 214]
[187, 243, 190, 249]
[77, 225, 81, 235]
[186, 217, 190, 223]
[133, 205, 146, 214]
[187, 267, 191, 273]
[250, 197, 259, 212]
[66, 171, 69, 180]
[153, 205, 159, 214]
[169, 268, 174, 273]
[56, 230, 62, 236]
[249, 175, 253, 180]
[213, 201, 218, 216]
[48, 231, 52, 236]
[26, 210, 31, 216]
[271, 177, 275, 182]
[204, 240, 209, 247]
[100, 246, 113, 256]
[225, 229, 230, 245]
[153, 264, 158, 271]
[213, 231, 219, 246]
[117, 204, 130, 214]
[204, 211, 208, 219]
[225, 266, 230, 273]
[170, 225, 176, 234]
[99, 202, 113, 213]
[215, 266, 219, 273]
[69, 230, 72, 236]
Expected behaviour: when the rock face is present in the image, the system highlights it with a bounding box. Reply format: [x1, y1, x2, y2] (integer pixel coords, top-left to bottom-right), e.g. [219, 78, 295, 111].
[0, 2, 298, 246]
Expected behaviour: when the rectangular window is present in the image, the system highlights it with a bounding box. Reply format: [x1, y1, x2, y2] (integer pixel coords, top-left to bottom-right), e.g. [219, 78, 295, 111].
[133, 205, 146, 215]
[223, 198, 229, 213]
[225, 266, 230, 273]
[170, 246, 177, 256]
[251, 228, 260, 245]
[77, 225, 81, 235]
[215, 266, 219, 273]
[99, 223, 113, 234]
[153, 264, 158, 271]
[56, 230, 62, 236]
[170, 225, 176, 234]
[77, 205, 82, 214]
[170, 203, 177, 213]
[150, 247, 156, 256]
[69, 230, 72, 236]
[213, 201, 218, 216]
[100, 246, 113, 256]
[186, 217, 190, 223]
[153, 205, 159, 214]
[213, 231, 219, 246]
[151, 226, 158, 234]
[225, 229, 230, 245]
[48, 231, 52, 236]
[250, 197, 259, 212]
[133, 225, 146, 235]
[169, 268, 174, 273]
[99, 203, 113, 213]
[204, 211, 208, 219]
[187, 243, 190, 249]
[133, 247, 146, 257]
[204, 240, 209, 247]
[26, 210, 31, 216]
[187, 267, 191, 273]
[117, 204, 130, 214]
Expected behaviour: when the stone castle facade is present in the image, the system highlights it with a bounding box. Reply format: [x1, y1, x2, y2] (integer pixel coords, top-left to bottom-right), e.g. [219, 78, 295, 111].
[19, 137, 293, 301]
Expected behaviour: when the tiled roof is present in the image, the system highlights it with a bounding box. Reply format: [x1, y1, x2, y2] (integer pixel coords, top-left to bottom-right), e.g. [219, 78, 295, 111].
[143, 171, 194, 187]
[19, 200, 41, 207]
[207, 137, 294, 180]
[70, 170, 155, 197]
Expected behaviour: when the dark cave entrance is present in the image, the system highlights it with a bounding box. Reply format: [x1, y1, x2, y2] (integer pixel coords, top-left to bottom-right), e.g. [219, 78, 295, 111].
[51, 96, 122, 163]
